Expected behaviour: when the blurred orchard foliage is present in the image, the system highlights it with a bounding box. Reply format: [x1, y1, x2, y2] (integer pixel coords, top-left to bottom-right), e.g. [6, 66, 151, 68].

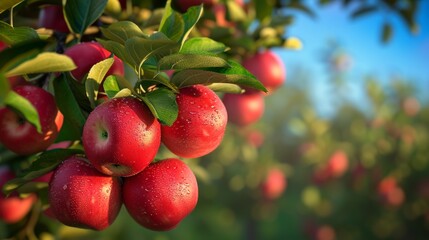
[0, 0, 427, 239]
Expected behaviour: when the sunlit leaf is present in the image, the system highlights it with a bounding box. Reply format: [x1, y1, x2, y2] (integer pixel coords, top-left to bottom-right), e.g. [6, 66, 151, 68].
[158, 54, 230, 70]
[0, 0, 24, 14]
[6, 52, 76, 77]
[85, 57, 114, 108]
[4, 90, 41, 133]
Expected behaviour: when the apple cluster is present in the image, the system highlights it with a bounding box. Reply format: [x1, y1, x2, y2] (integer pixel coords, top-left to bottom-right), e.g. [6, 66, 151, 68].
[0, 39, 230, 231]
[222, 50, 286, 127]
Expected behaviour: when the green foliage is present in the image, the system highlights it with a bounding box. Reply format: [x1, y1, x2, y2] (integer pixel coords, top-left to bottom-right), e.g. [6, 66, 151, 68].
[64, 0, 108, 36]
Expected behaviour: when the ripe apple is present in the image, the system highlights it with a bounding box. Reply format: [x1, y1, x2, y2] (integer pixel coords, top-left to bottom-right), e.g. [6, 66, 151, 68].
[83, 97, 161, 176]
[222, 92, 264, 126]
[326, 150, 348, 178]
[64, 42, 124, 82]
[0, 85, 64, 155]
[48, 156, 122, 230]
[0, 166, 37, 224]
[38, 5, 69, 33]
[123, 158, 198, 231]
[246, 129, 265, 148]
[173, 0, 216, 12]
[261, 168, 286, 200]
[161, 85, 228, 158]
[0, 41, 7, 51]
[7, 76, 28, 87]
[242, 50, 286, 94]
[377, 177, 405, 207]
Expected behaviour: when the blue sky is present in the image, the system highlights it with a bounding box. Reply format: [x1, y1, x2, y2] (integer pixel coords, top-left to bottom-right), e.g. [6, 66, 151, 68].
[275, 0, 429, 116]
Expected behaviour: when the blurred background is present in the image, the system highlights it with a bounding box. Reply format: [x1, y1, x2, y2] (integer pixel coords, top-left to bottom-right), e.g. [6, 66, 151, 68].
[1, 0, 429, 239]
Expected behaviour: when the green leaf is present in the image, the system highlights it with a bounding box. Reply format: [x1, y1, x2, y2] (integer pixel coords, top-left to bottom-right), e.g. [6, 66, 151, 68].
[0, 73, 11, 106]
[254, 0, 274, 23]
[2, 148, 84, 195]
[113, 88, 132, 98]
[0, 39, 47, 73]
[140, 88, 178, 126]
[5, 52, 76, 77]
[381, 22, 393, 43]
[4, 90, 41, 133]
[53, 74, 87, 134]
[226, 1, 247, 22]
[158, 54, 230, 70]
[180, 5, 203, 44]
[64, 0, 108, 35]
[103, 75, 120, 98]
[85, 57, 114, 109]
[100, 21, 148, 45]
[171, 60, 267, 92]
[0, 21, 39, 45]
[180, 37, 228, 54]
[97, 39, 135, 66]
[350, 5, 378, 19]
[125, 37, 180, 70]
[206, 83, 243, 93]
[0, 0, 24, 14]
[159, 0, 184, 42]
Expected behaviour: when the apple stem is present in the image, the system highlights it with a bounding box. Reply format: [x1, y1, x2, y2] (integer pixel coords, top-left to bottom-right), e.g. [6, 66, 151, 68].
[16, 198, 42, 240]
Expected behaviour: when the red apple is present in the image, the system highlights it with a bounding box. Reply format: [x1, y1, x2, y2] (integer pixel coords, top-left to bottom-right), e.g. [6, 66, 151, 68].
[315, 224, 336, 240]
[83, 97, 161, 176]
[48, 156, 122, 230]
[222, 92, 264, 126]
[161, 85, 228, 158]
[0, 41, 8, 51]
[261, 168, 286, 200]
[326, 150, 348, 178]
[7, 76, 28, 87]
[242, 50, 286, 93]
[38, 5, 69, 33]
[377, 177, 405, 207]
[173, 0, 216, 12]
[123, 158, 198, 231]
[64, 42, 124, 82]
[0, 166, 37, 224]
[0, 85, 64, 155]
[246, 129, 265, 148]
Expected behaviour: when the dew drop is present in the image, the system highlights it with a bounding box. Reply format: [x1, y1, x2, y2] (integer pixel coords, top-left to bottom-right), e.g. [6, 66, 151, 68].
[63, 184, 68, 190]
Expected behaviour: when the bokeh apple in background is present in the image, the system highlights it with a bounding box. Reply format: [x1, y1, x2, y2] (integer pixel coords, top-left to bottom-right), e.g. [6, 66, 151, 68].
[64, 42, 124, 83]
[123, 158, 198, 231]
[161, 85, 228, 158]
[377, 176, 405, 207]
[38, 5, 69, 33]
[261, 168, 286, 200]
[173, 0, 217, 13]
[48, 156, 123, 230]
[0, 166, 37, 224]
[222, 92, 265, 127]
[83, 97, 161, 177]
[242, 50, 286, 94]
[0, 85, 64, 155]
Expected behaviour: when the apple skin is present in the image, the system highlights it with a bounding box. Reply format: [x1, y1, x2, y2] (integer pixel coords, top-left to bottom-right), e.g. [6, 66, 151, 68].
[242, 50, 286, 94]
[173, 0, 216, 12]
[38, 5, 69, 33]
[161, 85, 228, 158]
[261, 168, 286, 200]
[377, 177, 405, 207]
[83, 97, 161, 177]
[123, 158, 198, 231]
[48, 156, 122, 230]
[64, 42, 124, 82]
[0, 166, 37, 224]
[0, 41, 7, 51]
[222, 92, 265, 126]
[0, 85, 64, 155]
